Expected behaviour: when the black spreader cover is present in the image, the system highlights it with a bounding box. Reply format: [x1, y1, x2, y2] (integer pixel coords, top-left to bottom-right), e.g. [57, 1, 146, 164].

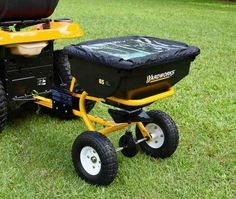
[64, 36, 200, 100]
[0, 0, 59, 21]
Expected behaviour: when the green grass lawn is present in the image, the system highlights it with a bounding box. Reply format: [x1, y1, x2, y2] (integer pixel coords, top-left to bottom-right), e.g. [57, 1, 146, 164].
[0, 0, 235, 198]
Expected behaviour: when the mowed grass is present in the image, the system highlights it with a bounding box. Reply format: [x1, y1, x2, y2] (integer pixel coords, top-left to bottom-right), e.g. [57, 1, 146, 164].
[0, 0, 235, 198]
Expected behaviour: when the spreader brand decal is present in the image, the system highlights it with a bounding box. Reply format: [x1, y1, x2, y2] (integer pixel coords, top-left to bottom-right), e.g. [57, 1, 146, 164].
[146, 70, 176, 84]
[98, 78, 111, 87]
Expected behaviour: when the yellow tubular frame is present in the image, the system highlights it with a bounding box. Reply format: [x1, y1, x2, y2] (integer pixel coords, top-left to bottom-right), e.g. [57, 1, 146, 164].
[34, 80, 174, 141]
[107, 87, 174, 106]
[34, 95, 53, 109]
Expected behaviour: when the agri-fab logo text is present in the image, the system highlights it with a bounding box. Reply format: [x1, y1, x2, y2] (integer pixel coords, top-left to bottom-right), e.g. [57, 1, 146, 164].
[146, 70, 176, 84]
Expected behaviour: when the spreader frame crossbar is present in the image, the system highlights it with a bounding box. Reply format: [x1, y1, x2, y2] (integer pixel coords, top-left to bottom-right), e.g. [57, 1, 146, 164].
[34, 77, 174, 141]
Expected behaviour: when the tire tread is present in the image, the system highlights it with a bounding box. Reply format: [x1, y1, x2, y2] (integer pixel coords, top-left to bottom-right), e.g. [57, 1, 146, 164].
[72, 131, 118, 186]
[0, 80, 7, 132]
[136, 110, 179, 158]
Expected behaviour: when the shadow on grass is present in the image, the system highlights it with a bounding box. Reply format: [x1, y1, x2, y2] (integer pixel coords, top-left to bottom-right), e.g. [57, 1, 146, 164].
[6, 102, 79, 129]
[4, 103, 79, 180]
[6, 102, 38, 128]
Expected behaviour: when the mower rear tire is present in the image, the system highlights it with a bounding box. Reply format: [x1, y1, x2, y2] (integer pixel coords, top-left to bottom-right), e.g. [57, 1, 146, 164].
[53, 50, 72, 88]
[0, 80, 7, 132]
[41, 51, 95, 119]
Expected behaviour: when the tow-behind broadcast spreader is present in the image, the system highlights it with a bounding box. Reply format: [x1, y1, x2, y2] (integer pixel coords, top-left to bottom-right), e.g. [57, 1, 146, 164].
[0, 0, 200, 185]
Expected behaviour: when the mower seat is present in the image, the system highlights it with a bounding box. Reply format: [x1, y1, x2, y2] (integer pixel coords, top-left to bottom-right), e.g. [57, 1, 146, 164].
[0, 0, 59, 22]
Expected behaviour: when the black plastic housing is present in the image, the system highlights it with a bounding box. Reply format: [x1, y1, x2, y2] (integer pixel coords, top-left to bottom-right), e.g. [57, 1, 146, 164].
[65, 36, 200, 100]
[0, 42, 54, 100]
[70, 58, 192, 100]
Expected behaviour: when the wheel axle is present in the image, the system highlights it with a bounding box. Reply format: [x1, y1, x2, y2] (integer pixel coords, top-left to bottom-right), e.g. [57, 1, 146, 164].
[116, 137, 148, 152]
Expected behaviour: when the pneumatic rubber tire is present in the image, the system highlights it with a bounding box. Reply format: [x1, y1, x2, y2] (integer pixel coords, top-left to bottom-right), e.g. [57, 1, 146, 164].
[53, 50, 95, 116]
[0, 80, 7, 133]
[54, 50, 72, 88]
[136, 110, 179, 159]
[42, 51, 95, 119]
[72, 131, 118, 186]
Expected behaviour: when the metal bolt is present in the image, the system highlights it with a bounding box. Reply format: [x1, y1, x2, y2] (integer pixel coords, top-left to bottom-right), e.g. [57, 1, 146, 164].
[91, 156, 97, 164]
